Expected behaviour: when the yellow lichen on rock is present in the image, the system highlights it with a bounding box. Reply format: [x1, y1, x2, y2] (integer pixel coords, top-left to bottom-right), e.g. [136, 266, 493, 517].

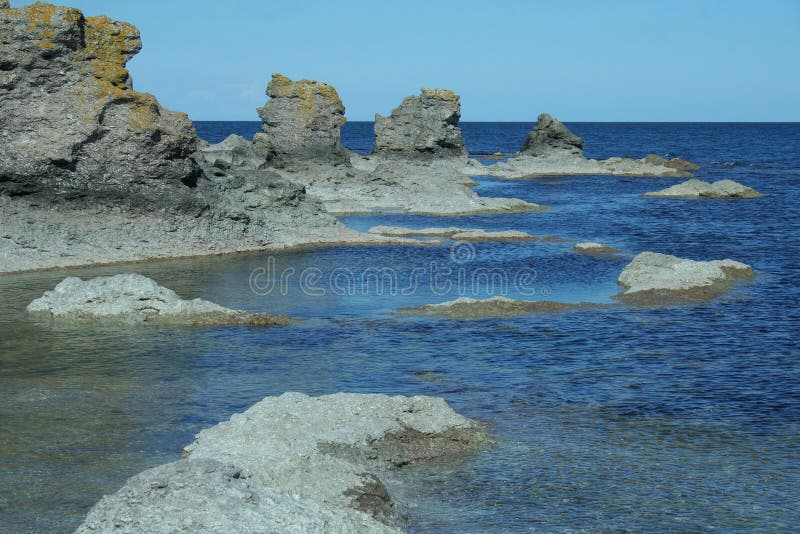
[267, 73, 344, 119]
[421, 88, 459, 102]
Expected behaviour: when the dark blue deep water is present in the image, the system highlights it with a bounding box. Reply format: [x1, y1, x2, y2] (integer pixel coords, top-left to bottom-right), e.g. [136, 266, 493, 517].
[1, 123, 798, 532]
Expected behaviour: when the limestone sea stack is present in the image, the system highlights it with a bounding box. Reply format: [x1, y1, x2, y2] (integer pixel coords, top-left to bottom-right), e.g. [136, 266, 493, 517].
[78, 392, 490, 532]
[616, 252, 755, 305]
[26, 274, 294, 326]
[373, 89, 467, 159]
[256, 73, 350, 167]
[0, 2, 199, 209]
[643, 179, 763, 199]
[482, 113, 699, 179]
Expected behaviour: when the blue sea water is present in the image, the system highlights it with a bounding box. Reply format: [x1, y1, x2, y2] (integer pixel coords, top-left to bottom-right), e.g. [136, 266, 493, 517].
[1, 122, 798, 532]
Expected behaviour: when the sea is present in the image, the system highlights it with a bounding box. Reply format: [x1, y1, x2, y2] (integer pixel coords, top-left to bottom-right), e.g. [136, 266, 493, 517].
[1, 122, 798, 532]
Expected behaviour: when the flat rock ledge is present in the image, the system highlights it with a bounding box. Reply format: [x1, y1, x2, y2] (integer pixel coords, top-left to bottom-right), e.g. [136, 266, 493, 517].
[26, 274, 292, 327]
[643, 179, 763, 199]
[77, 392, 490, 532]
[616, 252, 755, 305]
[368, 226, 537, 242]
[574, 242, 621, 255]
[399, 296, 596, 319]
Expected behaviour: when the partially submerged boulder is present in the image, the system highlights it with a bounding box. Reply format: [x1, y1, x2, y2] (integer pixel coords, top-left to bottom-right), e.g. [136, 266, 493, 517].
[26, 274, 293, 326]
[399, 296, 595, 319]
[0, 3, 199, 208]
[520, 113, 584, 157]
[574, 242, 621, 255]
[367, 226, 537, 242]
[643, 179, 762, 199]
[373, 89, 467, 159]
[256, 73, 349, 167]
[616, 252, 755, 305]
[643, 154, 701, 171]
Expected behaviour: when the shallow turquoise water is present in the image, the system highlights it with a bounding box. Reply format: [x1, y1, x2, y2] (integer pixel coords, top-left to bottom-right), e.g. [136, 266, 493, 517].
[1, 123, 798, 532]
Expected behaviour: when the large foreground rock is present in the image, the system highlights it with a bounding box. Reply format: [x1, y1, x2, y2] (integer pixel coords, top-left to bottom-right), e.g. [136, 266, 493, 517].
[481, 114, 697, 179]
[373, 89, 467, 159]
[399, 296, 595, 319]
[26, 274, 293, 326]
[616, 252, 755, 305]
[0, 2, 199, 208]
[256, 74, 349, 167]
[78, 393, 489, 532]
[643, 179, 762, 199]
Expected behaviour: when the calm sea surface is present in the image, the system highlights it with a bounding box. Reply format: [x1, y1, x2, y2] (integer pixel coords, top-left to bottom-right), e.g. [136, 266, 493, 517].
[1, 122, 798, 532]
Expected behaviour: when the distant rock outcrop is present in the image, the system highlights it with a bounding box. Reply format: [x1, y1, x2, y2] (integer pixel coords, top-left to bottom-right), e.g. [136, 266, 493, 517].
[373, 89, 467, 159]
[616, 252, 755, 305]
[520, 113, 584, 156]
[256, 73, 349, 167]
[573, 242, 621, 255]
[0, 3, 200, 209]
[399, 296, 595, 319]
[643, 179, 762, 199]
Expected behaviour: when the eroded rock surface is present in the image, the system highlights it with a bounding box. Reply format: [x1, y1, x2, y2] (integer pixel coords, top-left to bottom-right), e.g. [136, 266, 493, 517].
[574, 242, 621, 255]
[482, 114, 698, 179]
[256, 73, 349, 167]
[643, 179, 762, 199]
[399, 296, 595, 319]
[373, 89, 467, 159]
[26, 274, 293, 326]
[0, 2, 199, 208]
[368, 226, 536, 242]
[616, 252, 755, 305]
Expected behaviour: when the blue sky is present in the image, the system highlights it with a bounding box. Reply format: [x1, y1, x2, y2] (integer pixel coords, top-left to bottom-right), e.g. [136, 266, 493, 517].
[14, 0, 800, 121]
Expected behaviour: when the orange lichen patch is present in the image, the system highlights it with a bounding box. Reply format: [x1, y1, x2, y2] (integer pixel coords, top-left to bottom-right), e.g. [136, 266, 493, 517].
[421, 88, 459, 102]
[3, 2, 80, 50]
[266, 73, 344, 118]
[85, 16, 141, 61]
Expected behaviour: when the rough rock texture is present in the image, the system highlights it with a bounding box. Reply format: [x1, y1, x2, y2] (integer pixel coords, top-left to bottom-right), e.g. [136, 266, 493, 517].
[0, 3, 199, 209]
[643, 179, 762, 199]
[616, 252, 755, 305]
[119, 392, 488, 530]
[399, 296, 596, 319]
[0, 1, 9, 9]
[643, 154, 701, 171]
[480, 114, 697, 179]
[574, 242, 621, 255]
[520, 113, 584, 157]
[26, 274, 293, 326]
[256, 74, 349, 167]
[368, 226, 536, 242]
[373, 89, 467, 159]
[77, 458, 397, 534]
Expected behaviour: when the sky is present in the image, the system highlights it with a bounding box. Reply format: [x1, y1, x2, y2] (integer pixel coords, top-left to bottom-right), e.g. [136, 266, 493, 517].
[13, 0, 800, 121]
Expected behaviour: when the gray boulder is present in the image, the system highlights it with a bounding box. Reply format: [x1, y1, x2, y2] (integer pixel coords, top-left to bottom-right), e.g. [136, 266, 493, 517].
[520, 113, 584, 156]
[373, 89, 467, 159]
[643, 179, 762, 199]
[256, 74, 349, 167]
[0, 3, 200, 210]
[616, 252, 755, 305]
[26, 273, 293, 326]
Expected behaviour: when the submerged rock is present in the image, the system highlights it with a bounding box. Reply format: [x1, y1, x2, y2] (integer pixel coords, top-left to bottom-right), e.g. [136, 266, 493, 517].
[368, 226, 536, 242]
[26, 274, 293, 326]
[520, 113, 584, 157]
[256, 73, 349, 167]
[574, 242, 621, 255]
[77, 458, 397, 534]
[616, 252, 755, 305]
[643, 179, 762, 199]
[373, 89, 467, 159]
[399, 296, 595, 319]
[0, 3, 199, 208]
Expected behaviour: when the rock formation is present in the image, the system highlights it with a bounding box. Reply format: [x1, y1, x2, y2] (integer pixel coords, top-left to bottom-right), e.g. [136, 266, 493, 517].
[0, 2, 199, 209]
[256, 73, 349, 167]
[616, 252, 755, 305]
[399, 296, 596, 319]
[373, 89, 467, 159]
[520, 113, 584, 157]
[643, 178, 762, 199]
[368, 226, 537, 242]
[479, 113, 699, 179]
[27, 274, 294, 326]
[573, 242, 621, 254]
[78, 392, 490, 532]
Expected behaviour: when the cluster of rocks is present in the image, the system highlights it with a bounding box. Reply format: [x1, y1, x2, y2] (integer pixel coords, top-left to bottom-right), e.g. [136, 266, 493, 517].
[643, 178, 762, 199]
[77, 392, 490, 532]
[26, 273, 293, 326]
[479, 114, 699, 179]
